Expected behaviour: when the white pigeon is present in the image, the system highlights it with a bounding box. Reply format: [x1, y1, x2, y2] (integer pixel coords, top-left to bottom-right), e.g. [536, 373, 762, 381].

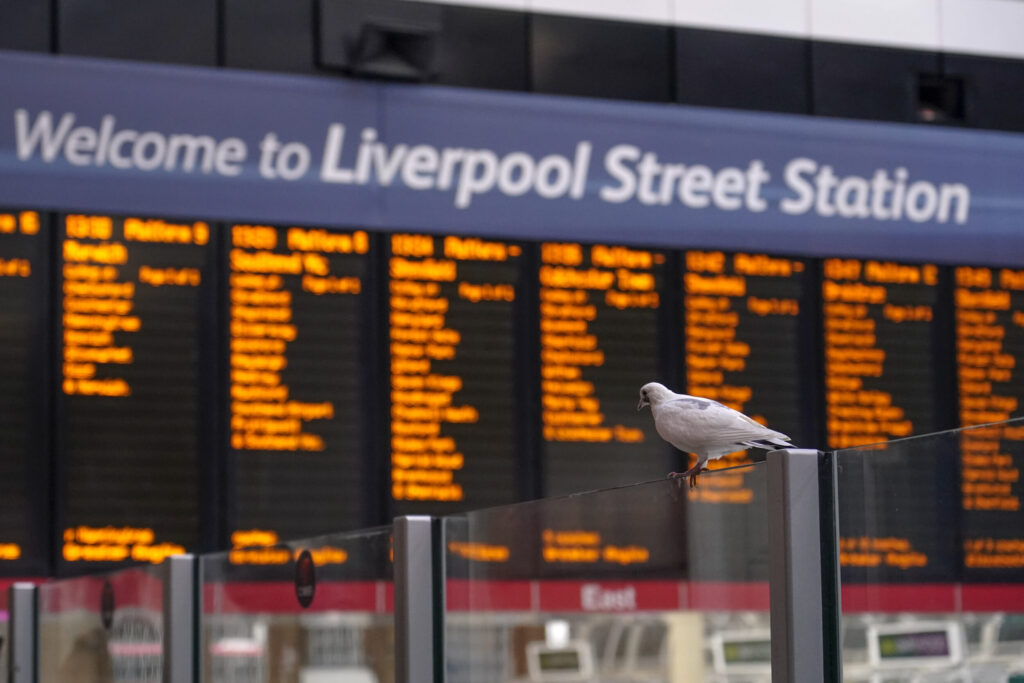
[637, 382, 792, 488]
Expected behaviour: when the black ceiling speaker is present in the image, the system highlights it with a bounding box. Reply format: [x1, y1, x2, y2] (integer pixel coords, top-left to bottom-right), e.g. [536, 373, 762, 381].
[916, 72, 966, 125]
[318, 0, 441, 82]
[350, 19, 437, 80]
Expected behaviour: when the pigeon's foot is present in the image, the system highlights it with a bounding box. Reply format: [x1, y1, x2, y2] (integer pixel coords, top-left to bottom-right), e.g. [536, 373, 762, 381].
[669, 465, 708, 489]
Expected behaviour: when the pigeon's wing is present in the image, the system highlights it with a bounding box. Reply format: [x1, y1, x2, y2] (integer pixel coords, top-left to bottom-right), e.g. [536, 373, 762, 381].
[703, 403, 782, 439]
[663, 399, 789, 446]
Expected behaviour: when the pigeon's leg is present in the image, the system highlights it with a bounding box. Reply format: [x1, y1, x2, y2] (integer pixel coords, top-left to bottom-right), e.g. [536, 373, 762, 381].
[689, 456, 709, 489]
[670, 457, 708, 489]
[667, 471, 685, 491]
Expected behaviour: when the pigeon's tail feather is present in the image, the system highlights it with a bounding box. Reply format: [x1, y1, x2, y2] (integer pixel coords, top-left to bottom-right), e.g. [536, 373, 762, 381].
[742, 437, 792, 451]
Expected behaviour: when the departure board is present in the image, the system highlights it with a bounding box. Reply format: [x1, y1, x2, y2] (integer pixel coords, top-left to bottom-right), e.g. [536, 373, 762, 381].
[955, 266, 1024, 581]
[387, 233, 522, 514]
[682, 250, 809, 504]
[0, 209, 48, 574]
[227, 224, 370, 544]
[58, 213, 211, 570]
[824, 258, 951, 582]
[823, 258, 940, 448]
[539, 242, 672, 496]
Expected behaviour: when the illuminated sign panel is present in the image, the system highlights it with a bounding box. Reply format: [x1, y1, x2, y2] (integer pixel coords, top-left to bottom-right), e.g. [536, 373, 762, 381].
[824, 259, 951, 581]
[539, 242, 672, 496]
[682, 250, 809, 504]
[227, 224, 370, 543]
[955, 266, 1024, 581]
[0, 209, 47, 572]
[823, 258, 940, 449]
[57, 213, 211, 568]
[388, 233, 521, 514]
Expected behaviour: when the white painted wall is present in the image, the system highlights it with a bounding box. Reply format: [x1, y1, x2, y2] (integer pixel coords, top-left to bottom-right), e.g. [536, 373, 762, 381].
[409, 0, 1024, 60]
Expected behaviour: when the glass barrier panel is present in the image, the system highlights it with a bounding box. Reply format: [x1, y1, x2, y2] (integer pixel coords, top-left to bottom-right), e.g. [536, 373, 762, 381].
[200, 527, 393, 683]
[37, 564, 166, 683]
[1, 582, 10, 683]
[443, 466, 770, 683]
[834, 418, 1024, 682]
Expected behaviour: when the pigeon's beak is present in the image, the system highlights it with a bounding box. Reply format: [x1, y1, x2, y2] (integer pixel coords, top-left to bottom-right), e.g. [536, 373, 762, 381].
[637, 397, 648, 411]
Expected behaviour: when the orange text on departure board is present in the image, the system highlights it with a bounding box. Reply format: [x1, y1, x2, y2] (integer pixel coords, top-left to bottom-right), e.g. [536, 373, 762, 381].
[61, 215, 205, 397]
[0, 211, 39, 278]
[684, 452, 757, 504]
[62, 525, 184, 564]
[954, 267, 1024, 524]
[838, 536, 929, 570]
[0, 211, 40, 555]
[541, 528, 650, 566]
[229, 225, 366, 453]
[540, 242, 657, 444]
[956, 267, 1022, 425]
[389, 234, 518, 502]
[227, 528, 351, 565]
[685, 250, 802, 411]
[448, 541, 510, 562]
[823, 258, 936, 448]
[964, 537, 1024, 568]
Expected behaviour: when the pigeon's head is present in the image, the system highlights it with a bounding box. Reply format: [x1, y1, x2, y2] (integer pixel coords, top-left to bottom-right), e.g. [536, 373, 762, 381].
[637, 382, 672, 410]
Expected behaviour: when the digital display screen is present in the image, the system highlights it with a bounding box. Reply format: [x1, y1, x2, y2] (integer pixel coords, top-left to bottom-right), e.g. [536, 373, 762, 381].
[538, 650, 581, 671]
[955, 266, 1024, 581]
[723, 639, 772, 664]
[682, 250, 810, 506]
[683, 250, 808, 437]
[540, 242, 673, 496]
[823, 258, 940, 449]
[57, 213, 212, 570]
[0, 209, 48, 573]
[824, 259, 956, 582]
[387, 233, 523, 515]
[877, 631, 951, 659]
[227, 223, 370, 544]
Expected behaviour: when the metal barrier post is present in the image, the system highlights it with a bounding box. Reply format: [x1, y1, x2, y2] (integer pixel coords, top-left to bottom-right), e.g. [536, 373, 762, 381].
[394, 516, 442, 683]
[163, 554, 196, 683]
[8, 583, 36, 683]
[767, 448, 842, 682]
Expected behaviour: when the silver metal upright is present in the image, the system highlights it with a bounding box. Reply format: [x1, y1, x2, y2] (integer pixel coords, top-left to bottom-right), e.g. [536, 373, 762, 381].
[162, 554, 196, 683]
[767, 448, 842, 683]
[394, 516, 441, 683]
[8, 582, 36, 683]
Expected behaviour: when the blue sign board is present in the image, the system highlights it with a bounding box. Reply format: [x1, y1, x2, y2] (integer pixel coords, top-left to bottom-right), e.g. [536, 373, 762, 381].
[2, 50, 1023, 264]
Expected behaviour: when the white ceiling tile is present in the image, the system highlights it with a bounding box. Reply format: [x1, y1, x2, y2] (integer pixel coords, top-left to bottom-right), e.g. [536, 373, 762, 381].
[941, 0, 1024, 59]
[529, 0, 673, 25]
[811, 0, 941, 50]
[673, 0, 809, 38]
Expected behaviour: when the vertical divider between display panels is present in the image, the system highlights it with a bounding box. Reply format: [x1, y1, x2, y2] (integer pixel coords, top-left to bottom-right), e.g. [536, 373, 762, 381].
[200, 220, 228, 554]
[767, 448, 842, 683]
[8, 582, 36, 683]
[394, 515, 444, 683]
